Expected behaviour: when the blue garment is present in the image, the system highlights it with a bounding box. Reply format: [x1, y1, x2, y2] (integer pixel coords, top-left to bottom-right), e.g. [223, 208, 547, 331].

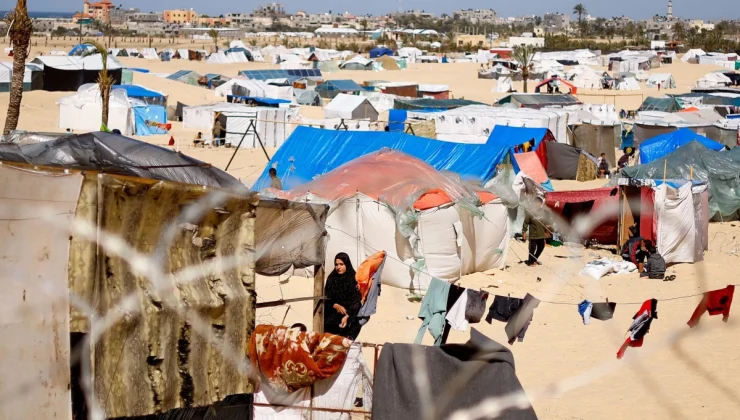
[357, 257, 386, 326]
[415, 278, 451, 346]
[578, 300, 593, 325]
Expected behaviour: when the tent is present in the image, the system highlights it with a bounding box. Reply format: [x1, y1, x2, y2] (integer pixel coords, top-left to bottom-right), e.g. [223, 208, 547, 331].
[696, 72, 733, 88]
[132, 105, 169, 136]
[418, 84, 450, 99]
[30, 56, 124, 92]
[224, 47, 253, 61]
[495, 94, 581, 109]
[272, 150, 509, 291]
[534, 77, 578, 94]
[315, 79, 363, 99]
[571, 123, 619, 167]
[513, 152, 554, 191]
[57, 84, 134, 135]
[544, 141, 598, 181]
[616, 77, 641, 91]
[252, 125, 554, 190]
[682, 49, 707, 63]
[324, 94, 379, 121]
[215, 78, 293, 102]
[112, 84, 167, 107]
[646, 73, 676, 89]
[545, 187, 619, 245]
[182, 103, 300, 148]
[369, 47, 394, 58]
[639, 128, 725, 164]
[340, 56, 373, 71]
[0, 62, 42, 92]
[637, 96, 682, 112]
[294, 88, 321, 106]
[139, 48, 158, 60]
[375, 55, 400, 71]
[622, 141, 740, 219]
[393, 98, 485, 111]
[166, 69, 203, 86]
[68, 44, 96, 56]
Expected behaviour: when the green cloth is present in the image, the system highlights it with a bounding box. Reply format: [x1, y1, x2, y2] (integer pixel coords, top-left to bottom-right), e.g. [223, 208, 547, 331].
[415, 278, 450, 346]
[523, 211, 548, 240]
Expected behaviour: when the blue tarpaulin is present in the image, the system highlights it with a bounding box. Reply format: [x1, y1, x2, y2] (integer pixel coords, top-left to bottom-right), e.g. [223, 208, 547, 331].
[639, 128, 725, 164]
[226, 95, 290, 107]
[252, 125, 554, 190]
[369, 47, 394, 58]
[133, 105, 168, 136]
[388, 110, 407, 132]
[113, 84, 164, 98]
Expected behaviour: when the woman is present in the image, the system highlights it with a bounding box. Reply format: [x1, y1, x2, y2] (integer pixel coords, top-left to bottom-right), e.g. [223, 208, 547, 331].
[324, 253, 363, 340]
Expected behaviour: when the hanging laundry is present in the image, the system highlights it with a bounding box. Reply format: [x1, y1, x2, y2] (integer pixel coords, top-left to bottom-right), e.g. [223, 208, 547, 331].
[617, 299, 658, 359]
[357, 251, 387, 326]
[505, 293, 540, 345]
[578, 300, 593, 325]
[590, 301, 617, 321]
[465, 289, 489, 324]
[446, 289, 469, 331]
[415, 278, 451, 346]
[687, 285, 735, 328]
[440, 283, 466, 344]
[486, 295, 524, 323]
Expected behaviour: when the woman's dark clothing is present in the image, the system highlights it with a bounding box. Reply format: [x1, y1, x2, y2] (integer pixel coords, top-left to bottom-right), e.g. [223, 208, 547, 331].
[324, 254, 363, 340]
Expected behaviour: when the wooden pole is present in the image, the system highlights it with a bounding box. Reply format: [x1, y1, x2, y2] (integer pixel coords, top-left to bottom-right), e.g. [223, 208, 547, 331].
[312, 264, 325, 333]
[690, 165, 693, 180]
[663, 159, 667, 181]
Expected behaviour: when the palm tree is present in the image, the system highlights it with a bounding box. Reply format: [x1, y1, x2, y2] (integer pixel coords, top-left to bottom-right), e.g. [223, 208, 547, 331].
[82, 41, 114, 129]
[3, 0, 32, 136]
[573, 4, 587, 38]
[512, 44, 535, 93]
[360, 19, 369, 40]
[207, 29, 219, 52]
[671, 21, 685, 42]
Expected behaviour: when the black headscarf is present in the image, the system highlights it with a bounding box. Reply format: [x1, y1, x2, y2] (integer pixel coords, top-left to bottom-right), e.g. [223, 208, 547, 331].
[324, 252, 363, 338]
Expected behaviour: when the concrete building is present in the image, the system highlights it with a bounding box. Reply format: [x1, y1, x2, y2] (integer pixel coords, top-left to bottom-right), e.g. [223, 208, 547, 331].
[455, 34, 488, 48]
[164, 9, 198, 25]
[543, 13, 570, 30]
[74, 0, 115, 23]
[253, 3, 287, 18]
[226, 13, 253, 28]
[454, 9, 499, 24]
[130, 12, 162, 23]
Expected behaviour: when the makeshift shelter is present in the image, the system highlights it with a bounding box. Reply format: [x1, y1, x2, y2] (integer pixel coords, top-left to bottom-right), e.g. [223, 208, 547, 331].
[68, 44, 96, 56]
[513, 151, 554, 191]
[495, 94, 581, 109]
[571, 123, 619, 167]
[112, 84, 167, 107]
[534, 77, 578, 94]
[393, 98, 485, 111]
[273, 149, 510, 291]
[315, 79, 363, 99]
[544, 141, 598, 181]
[369, 47, 394, 58]
[682, 49, 707, 63]
[324, 93, 379, 121]
[639, 128, 725, 164]
[340, 56, 373, 71]
[380, 82, 418, 97]
[0, 62, 42, 92]
[616, 77, 641, 91]
[0, 140, 328, 418]
[622, 141, 740, 219]
[215, 78, 293, 102]
[182, 103, 300, 148]
[545, 187, 620, 245]
[637, 96, 682, 112]
[30, 55, 124, 92]
[418, 84, 450, 99]
[646, 74, 676, 89]
[294, 88, 321, 106]
[696, 72, 733, 88]
[375, 55, 401, 71]
[166, 69, 203, 86]
[57, 84, 134, 135]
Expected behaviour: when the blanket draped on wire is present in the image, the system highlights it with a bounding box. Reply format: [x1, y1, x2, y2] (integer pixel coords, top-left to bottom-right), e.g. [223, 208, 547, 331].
[249, 325, 352, 393]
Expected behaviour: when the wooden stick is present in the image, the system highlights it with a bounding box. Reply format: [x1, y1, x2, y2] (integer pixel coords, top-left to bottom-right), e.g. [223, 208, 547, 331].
[690, 165, 693, 180]
[663, 159, 667, 181]
[312, 264, 325, 334]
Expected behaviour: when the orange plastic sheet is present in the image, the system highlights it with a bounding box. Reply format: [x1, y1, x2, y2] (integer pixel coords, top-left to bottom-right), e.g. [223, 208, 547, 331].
[280, 149, 485, 212]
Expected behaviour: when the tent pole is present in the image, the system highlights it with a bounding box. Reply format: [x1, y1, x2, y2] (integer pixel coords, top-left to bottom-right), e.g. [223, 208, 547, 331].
[313, 264, 325, 334]
[224, 119, 270, 171]
[690, 165, 693, 180]
[663, 159, 667, 181]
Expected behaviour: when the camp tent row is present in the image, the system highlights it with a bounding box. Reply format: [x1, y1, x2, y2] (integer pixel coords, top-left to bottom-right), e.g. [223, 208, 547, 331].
[30, 55, 124, 92]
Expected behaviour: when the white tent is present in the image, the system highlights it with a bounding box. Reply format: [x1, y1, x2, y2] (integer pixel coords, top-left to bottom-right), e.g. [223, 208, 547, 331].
[696, 72, 732, 88]
[654, 182, 708, 264]
[494, 77, 513, 93]
[681, 49, 707, 63]
[646, 73, 676, 89]
[340, 55, 372, 69]
[324, 93, 379, 121]
[182, 102, 300, 148]
[616, 77, 641, 91]
[0, 61, 32, 85]
[31, 55, 124, 71]
[57, 84, 134, 135]
[230, 40, 247, 49]
[140, 48, 158, 60]
[215, 78, 293, 101]
[207, 51, 247, 64]
[176, 49, 190, 60]
[568, 66, 603, 89]
[248, 48, 265, 62]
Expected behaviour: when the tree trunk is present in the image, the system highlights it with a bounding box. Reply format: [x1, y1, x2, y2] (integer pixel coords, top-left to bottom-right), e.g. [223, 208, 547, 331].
[3, 6, 31, 136]
[523, 76, 528, 94]
[101, 83, 110, 127]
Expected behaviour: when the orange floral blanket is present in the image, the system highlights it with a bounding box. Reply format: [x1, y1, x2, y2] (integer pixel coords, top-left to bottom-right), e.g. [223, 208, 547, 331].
[248, 325, 352, 392]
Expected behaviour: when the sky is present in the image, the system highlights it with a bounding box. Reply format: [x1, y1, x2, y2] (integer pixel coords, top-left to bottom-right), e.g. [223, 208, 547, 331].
[6, 0, 738, 20]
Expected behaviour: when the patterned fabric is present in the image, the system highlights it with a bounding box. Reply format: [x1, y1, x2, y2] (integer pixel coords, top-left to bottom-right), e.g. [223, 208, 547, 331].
[576, 153, 597, 181]
[249, 325, 352, 393]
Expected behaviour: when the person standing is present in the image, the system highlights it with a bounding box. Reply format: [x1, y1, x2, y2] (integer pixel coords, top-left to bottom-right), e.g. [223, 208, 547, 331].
[268, 168, 282, 190]
[212, 115, 223, 146]
[522, 197, 549, 266]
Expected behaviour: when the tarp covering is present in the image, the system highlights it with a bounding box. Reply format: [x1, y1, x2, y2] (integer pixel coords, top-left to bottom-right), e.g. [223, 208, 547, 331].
[545, 187, 620, 245]
[252, 126, 551, 190]
[369, 47, 394, 58]
[545, 141, 582, 180]
[393, 98, 485, 111]
[654, 182, 708, 263]
[0, 131, 242, 189]
[638, 96, 682, 112]
[621, 141, 740, 219]
[133, 105, 168, 136]
[514, 152, 553, 191]
[639, 128, 725, 164]
[572, 124, 619, 167]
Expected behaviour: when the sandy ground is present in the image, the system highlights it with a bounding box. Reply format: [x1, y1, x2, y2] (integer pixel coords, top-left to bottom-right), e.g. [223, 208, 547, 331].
[3, 41, 740, 419]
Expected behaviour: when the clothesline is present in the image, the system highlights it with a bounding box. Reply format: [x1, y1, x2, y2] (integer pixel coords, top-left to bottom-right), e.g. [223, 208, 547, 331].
[324, 225, 733, 308]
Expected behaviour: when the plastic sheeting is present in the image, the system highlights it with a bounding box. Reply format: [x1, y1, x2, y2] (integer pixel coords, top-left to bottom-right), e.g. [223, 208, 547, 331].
[0, 131, 243, 189]
[252, 126, 545, 191]
[639, 128, 725, 164]
[57, 83, 134, 135]
[654, 183, 707, 264]
[621, 141, 740, 219]
[133, 105, 168, 136]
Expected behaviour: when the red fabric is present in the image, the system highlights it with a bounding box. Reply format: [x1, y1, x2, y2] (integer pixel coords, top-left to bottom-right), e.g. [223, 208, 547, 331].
[356, 251, 386, 303]
[545, 187, 619, 244]
[514, 152, 549, 184]
[535, 139, 548, 171]
[640, 187, 656, 243]
[617, 299, 656, 359]
[248, 325, 351, 392]
[687, 285, 735, 328]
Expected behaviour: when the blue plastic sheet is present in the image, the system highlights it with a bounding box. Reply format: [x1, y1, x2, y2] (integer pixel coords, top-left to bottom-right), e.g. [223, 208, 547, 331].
[639, 128, 725, 164]
[252, 125, 554, 190]
[133, 105, 168, 136]
[388, 110, 407, 132]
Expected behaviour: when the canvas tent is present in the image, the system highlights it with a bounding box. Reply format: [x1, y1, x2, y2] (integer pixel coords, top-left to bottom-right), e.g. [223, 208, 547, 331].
[682, 49, 707, 63]
[495, 94, 581, 109]
[545, 187, 619, 245]
[696, 72, 733, 88]
[375, 55, 400, 71]
[57, 84, 134, 135]
[637, 96, 682, 112]
[418, 84, 450, 99]
[544, 141, 598, 181]
[272, 150, 510, 291]
[31, 55, 124, 91]
[112, 84, 167, 106]
[324, 93, 379, 121]
[616, 77, 641, 91]
[646, 73, 676, 89]
[571, 123, 619, 167]
[638, 128, 725, 164]
[294, 88, 321, 106]
[0, 61, 42, 92]
[214, 78, 293, 102]
[315, 79, 363, 99]
[340, 56, 373, 71]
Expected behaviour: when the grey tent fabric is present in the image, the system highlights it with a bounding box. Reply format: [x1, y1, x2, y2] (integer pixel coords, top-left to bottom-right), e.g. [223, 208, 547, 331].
[621, 141, 740, 219]
[0, 131, 243, 189]
[546, 141, 582, 180]
[372, 329, 538, 420]
[572, 124, 619, 167]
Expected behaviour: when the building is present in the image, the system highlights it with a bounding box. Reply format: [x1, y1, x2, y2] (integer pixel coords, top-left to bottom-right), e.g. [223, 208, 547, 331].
[253, 3, 287, 18]
[129, 12, 162, 23]
[109, 7, 137, 25]
[455, 34, 488, 48]
[77, 0, 115, 23]
[226, 13, 253, 28]
[454, 9, 499, 24]
[543, 13, 570, 30]
[197, 16, 231, 28]
[164, 9, 198, 25]
[508, 36, 545, 47]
